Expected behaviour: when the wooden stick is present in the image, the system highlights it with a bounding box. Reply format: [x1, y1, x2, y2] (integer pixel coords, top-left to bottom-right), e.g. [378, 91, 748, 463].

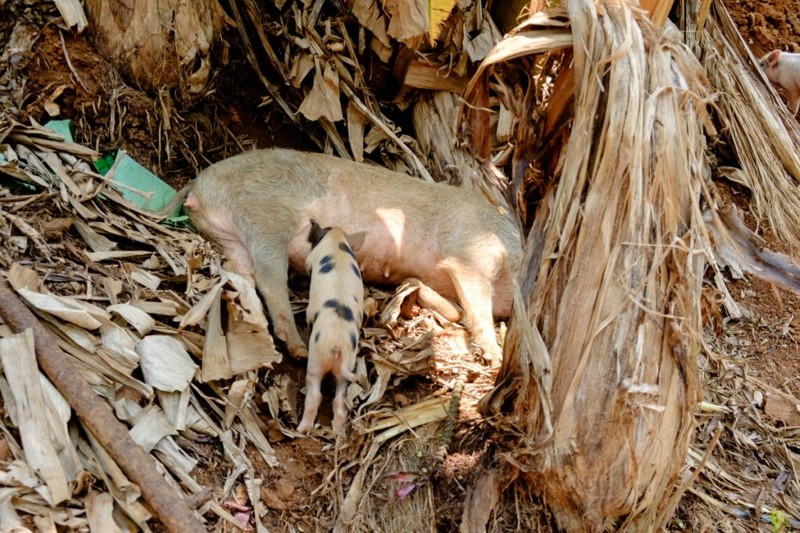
[0, 280, 206, 533]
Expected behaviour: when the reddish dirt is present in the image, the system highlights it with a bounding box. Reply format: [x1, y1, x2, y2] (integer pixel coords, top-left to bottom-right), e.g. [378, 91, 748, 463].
[725, 0, 800, 56]
[20, 24, 313, 189]
[4, 0, 800, 531]
[721, 0, 800, 400]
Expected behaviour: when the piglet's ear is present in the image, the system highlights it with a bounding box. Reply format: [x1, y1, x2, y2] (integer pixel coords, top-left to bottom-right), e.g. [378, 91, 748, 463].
[346, 231, 367, 253]
[769, 50, 781, 67]
[308, 219, 325, 246]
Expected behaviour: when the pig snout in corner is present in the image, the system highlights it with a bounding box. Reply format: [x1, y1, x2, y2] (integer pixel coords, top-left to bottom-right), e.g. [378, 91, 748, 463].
[761, 50, 800, 115]
[186, 148, 523, 366]
[297, 221, 366, 436]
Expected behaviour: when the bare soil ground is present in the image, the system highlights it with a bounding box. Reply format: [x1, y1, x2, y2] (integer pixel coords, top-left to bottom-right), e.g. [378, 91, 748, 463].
[2, 0, 800, 531]
[673, 2, 800, 530]
[720, 0, 800, 401]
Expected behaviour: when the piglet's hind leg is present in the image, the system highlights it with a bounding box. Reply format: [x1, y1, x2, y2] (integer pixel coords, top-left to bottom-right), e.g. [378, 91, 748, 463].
[331, 378, 349, 437]
[297, 371, 323, 434]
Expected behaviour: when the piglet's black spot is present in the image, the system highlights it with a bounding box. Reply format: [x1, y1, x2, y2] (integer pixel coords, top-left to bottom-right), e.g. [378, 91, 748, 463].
[319, 254, 335, 273]
[314, 331, 321, 344]
[324, 299, 355, 322]
[339, 241, 357, 260]
[351, 263, 361, 278]
[350, 331, 357, 350]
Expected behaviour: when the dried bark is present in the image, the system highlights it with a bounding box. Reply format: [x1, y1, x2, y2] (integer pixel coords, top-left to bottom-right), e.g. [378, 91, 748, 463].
[460, 2, 708, 529]
[83, 0, 223, 95]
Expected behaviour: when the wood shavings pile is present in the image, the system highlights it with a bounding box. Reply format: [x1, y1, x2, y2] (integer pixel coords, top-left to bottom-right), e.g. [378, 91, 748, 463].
[0, 120, 493, 531]
[2, 0, 800, 531]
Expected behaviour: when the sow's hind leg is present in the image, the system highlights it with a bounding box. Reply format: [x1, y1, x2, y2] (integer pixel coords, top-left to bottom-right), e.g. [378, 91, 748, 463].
[188, 194, 308, 359]
[439, 258, 502, 366]
[251, 248, 308, 359]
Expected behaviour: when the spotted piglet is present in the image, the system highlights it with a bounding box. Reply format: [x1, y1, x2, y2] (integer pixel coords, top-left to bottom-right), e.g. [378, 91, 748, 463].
[297, 220, 366, 436]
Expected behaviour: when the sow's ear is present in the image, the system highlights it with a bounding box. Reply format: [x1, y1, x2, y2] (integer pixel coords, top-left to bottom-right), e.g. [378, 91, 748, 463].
[768, 49, 781, 68]
[346, 231, 367, 253]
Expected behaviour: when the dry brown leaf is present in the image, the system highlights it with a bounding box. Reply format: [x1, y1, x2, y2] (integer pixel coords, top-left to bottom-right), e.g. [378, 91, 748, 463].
[297, 60, 344, 122]
[136, 335, 198, 392]
[16, 288, 102, 330]
[128, 404, 177, 452]
[201, 288, 231, 382]
[347, 102, 367, 162]
[385, 0, 427, 47]
[85, 491, 123, 533]
[53, 0, 88, 31]
[181, 279, 223, 327]
[350, 0, 390, 46]
[107, 303, 156, 336]
[364, 397, 447, 443]
[0, 330, 71, 505]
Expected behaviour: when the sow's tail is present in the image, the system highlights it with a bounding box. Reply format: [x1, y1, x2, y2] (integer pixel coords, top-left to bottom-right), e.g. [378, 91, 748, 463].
[142, 184, 194, 221]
